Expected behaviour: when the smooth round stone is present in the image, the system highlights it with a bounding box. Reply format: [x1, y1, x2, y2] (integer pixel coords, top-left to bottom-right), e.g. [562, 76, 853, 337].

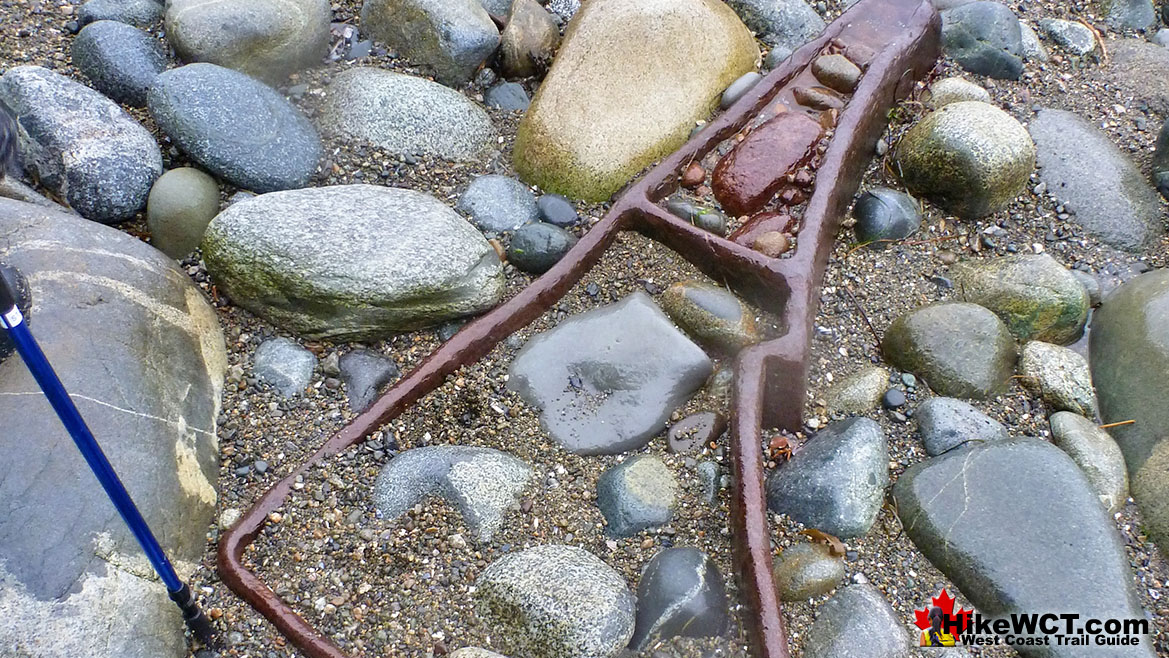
[706, 366, 734, 400]
[952, 253, 1089, 344]
[361, 0, 501, 87]
[0, 263, 32, 360]
[1038, 18, 1097, 56]
[596, 455, 678, 537]
[1133, 441, 1169, 550]
[940, 1, 1024, 80]
[148, 63, 322, 193]
[484, 81, 530, 110]
[825, 366, 889, 416]
[499, 0, 560, 79]
[457, 174, 539, 233]
[730, 0, 825, 52]
[852, 187, 921, 248]
[71, 20, 165, 108]
[660, 280, 759, 353]
[753, 231, 791, 257]
[507, 222, 577, 274]
[881, 388, 906, 409]
[773, 541, 845, 601]
[721, 71, 762, 109]
[475, 545, 635, 657]
[765, 45, 794, 69]
[916, 397, 1008, 456]
[1050, 411, 1129, 513]
[535, 193, 578, 226]
[339, 349, 400, 413]
[881, 302, 1016, 399]
[793, 85, 844, 110]
[894, 101, 1035, 219]
[1019, 341, 1097, 416]
[321, 67, 496, 163]
[165, 0, 331, 83]
[804, 585, 910, 658]
[694, 211, 728, 235]
[253, 337, 317, 398]
[923, 76, 990, 109]
[811, 53, 861, 93]
[630, 548, 729, 650]
[146, 167, 220, 259]
[667, 411, 727, 453]
[77, 0, 162, 27]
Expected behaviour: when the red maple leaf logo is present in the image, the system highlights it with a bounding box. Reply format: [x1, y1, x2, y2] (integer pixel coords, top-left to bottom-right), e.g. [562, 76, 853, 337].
[913, 589, 973, 634]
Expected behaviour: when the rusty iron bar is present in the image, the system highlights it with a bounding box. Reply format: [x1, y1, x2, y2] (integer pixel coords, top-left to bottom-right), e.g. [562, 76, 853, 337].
[217, 1, 940, 656]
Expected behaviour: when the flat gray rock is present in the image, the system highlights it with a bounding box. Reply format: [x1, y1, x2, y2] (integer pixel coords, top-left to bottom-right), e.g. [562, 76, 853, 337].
[726, 0, 825, 52]
[1029, 109, 1163, 252]
[0, 66, 162, 223]
[915, 397, 1008, 456]
[1038, 18, 1097, 56]
[77, 0, 163, 27]
[202, 184, 505, 340]
[361, 0, 500, 86]
[253, 337, 316, 397]
[0, 198, 226, 658]
[894, 438, 1154, 657]
[765, 417, 889, 539]
[71, 20, 166, 107]
[508, 292, 713, 455]
[630, 547, 729, 650]
[456, 174, 538, 233]
[1050, 411, 1129, 513]
[339, 349, 399, 413]
[148, 63, 322, 193]
[165, 0, 331, 83]
[320, 68, 496, 162]
[596, 455, 678, 537]
[475, 544, 635, 658]
[373, 446, 531, 542]
[804, 585, 911, 658]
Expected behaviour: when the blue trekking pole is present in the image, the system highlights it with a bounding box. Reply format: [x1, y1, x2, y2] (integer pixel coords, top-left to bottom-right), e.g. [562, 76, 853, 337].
[0, 271, 216, 647]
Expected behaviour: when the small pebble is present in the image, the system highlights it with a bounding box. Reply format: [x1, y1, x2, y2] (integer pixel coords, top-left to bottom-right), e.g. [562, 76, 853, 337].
[881, 388, 906, 409]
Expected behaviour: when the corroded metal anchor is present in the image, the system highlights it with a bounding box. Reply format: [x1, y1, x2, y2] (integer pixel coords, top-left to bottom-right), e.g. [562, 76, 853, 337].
[218, 0, 940, 655]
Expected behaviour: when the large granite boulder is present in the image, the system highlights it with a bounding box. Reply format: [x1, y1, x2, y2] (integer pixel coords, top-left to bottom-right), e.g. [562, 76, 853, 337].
[508, 292, 712, 455]
[148, 63, 322, 194]
[165, 0, 331, 83]
[895, 438, 1154, 656]
[0, 66, 162, 223]
[319, 68, 496, 162]
[202, 184, 505, 340]
[0, 198, 227, 658]
[360, 0, 500, 86]
[514, 0, 758, 201]
[1090, 269, 1169, 549]
[1028, 109, 1163, 252]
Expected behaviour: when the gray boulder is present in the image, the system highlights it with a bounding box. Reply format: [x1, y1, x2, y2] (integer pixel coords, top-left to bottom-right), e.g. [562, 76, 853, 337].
[915, 397, 1008, 456]
[940, 2, 1024, 79]
[881, 303, 1016, 399]
[1029, 109, 1163, 252]
[596, 455, 678, 537]
[148, 63, 322, 193]
[0, 198, 226, 658]
[1096, 0, 1156, 30]
[896, 439, 1154, 656]
[765, 417, 889, 538]
[165, 0, 331, 83]
[373, 446, 531, 542]
[475, 545, 635, 657]
[71, 20, 166, 107]
[319, 68, 496, 163]
[952, 254, 1090, 345]
[630, 548, 729, 650]
[804, 585, 911, 658]
[360, 0, 500, 86]
[508, 292, 713, 455]
[0, 66, 162, 223]
[77, 0, 162, 27]
[1050, 412, 1129, 513]
[202, 184, 505, 340]
[457, 174, 538, 233]
[253, 337, 316, 397]
[725, 0, 826, 52]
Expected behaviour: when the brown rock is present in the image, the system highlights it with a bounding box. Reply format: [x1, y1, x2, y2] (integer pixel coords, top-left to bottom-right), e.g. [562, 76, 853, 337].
[793, 85, 845, 110]
[753, 231, 791, 257]
[500, 0, 560, 79]
[668, 411, 727, 453]
[681, 161, 706, 188]
[811, 54, 862, 93]
[711, 111, 824, 216]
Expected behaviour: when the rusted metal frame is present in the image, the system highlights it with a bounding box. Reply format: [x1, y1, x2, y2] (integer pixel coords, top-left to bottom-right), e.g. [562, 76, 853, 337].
[216, 1, 940, 656]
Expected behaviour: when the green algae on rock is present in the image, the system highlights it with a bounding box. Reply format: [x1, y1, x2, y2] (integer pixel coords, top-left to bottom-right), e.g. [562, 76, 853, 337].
[513, 0, 759, 201]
